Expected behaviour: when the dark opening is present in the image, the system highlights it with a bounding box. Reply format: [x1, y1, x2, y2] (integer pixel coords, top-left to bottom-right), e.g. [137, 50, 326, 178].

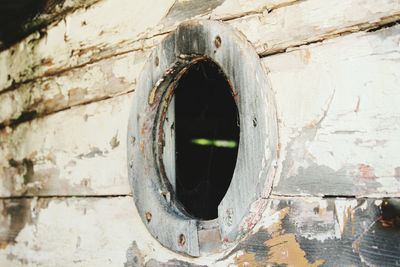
[174, 60, 240, 220]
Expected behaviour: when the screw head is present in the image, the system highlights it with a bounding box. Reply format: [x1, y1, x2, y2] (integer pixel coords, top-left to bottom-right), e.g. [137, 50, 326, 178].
[178, 234, 186, 246]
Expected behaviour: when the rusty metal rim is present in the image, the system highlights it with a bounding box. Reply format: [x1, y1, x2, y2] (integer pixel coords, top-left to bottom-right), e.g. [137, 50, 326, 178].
[127, 20, 278, 257]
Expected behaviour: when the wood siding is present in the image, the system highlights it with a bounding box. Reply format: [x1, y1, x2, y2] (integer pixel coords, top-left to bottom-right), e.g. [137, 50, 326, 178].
[0, 0, 399, 266]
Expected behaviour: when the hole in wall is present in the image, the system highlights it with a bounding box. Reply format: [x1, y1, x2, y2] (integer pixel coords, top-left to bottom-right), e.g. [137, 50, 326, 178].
[169, 59, 240, 220]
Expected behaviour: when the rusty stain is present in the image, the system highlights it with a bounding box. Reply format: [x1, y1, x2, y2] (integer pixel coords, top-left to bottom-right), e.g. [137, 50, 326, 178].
[140, 126, 146, 136]
[145, 212, 152, 223]
[140, 140, 145, 153]
[358, 164, 377, 179]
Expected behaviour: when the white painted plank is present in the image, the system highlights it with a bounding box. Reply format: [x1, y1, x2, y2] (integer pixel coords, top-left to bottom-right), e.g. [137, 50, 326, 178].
[0, 50, 148, 126]
[230, 0, 400, 55]
[1, 26, 399, 197]
[0, 197, 394, 266]
[0, 0, 294, 93]
[0, 94, 132, 197]
[1, 0, 399, 92]
[0, 197, 197, 267]
[265, 25, 400, 196]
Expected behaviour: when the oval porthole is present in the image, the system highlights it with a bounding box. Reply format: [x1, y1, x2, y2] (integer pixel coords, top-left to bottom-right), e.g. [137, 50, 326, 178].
[128, 20, 278, 256]
[171, 59, 239, 220]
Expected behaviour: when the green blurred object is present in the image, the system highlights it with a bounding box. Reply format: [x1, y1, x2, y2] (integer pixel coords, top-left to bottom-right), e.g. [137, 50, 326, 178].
[191, 138, 237, 148]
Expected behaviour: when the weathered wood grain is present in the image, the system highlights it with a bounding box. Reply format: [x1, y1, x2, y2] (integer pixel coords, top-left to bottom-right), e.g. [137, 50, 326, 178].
[0, 0, 297, 127]
[0, 197, 398, 266]
[0, 94, 132, 197]
[0, 50, 148, 126]
[1, 0, 399, 93]
[0, 0, 100, 51]
[0, 0, 294, 93]
[266, 24, 400, 197]
[1, 25, 399, 198]
[221, 198, 400, 267]
[230, 0, 400, 56]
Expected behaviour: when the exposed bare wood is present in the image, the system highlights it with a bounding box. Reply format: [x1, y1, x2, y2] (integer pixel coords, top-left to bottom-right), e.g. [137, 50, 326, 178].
[1, 12, 400, 128]
[1, 25, 399, 198]
[0, 50, 148, 127]
[0, 0, 294, 93]
[265, 24, 400, 197]
[232, 0, 400, 56]
[1, 0, 399, 94]
[0, 197, 398, 266]
[0, 94, 132, 197]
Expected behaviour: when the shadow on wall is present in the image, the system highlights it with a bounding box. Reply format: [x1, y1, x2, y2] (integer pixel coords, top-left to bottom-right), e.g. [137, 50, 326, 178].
[0, 0, 64, 50]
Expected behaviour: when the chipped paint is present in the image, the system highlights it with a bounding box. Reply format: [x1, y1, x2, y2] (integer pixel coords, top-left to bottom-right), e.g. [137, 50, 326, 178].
[265, 234, 324, 267]
[234, 251, 257, 267]
[268, 24, 400, 197]
[0, 0, 399, 265]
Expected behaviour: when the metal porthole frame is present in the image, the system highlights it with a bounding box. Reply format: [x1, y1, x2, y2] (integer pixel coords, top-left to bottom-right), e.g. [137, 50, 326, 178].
[127, 20, 278, 257]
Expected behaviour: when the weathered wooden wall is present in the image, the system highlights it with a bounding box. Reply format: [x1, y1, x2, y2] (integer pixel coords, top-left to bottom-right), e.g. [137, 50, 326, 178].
[0, 0, 399, 266]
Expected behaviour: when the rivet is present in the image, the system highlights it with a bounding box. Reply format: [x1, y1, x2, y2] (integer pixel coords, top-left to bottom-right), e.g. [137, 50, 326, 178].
[145, 212, 152, 223]
[178, 234, 186, 246]
[253, 117, 257, 127]
[130, 136, 136, 145]
[214, 35, 222, 48]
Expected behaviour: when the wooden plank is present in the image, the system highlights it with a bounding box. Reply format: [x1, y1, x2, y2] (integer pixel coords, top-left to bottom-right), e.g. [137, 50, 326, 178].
[0, 0, 296, 127]
[0, 50, 148, 126]
[0, 0, 295, 93]
[1, 25, 400, 197]
[0, 197, 157, 267]
[0, 197, 398, 266]
[230, 0, 400, 56]
[219, 197, 400, 267]
[1, 0, 399, 93]
[0, 94, 132, 197]
[265, 24, 400, 197]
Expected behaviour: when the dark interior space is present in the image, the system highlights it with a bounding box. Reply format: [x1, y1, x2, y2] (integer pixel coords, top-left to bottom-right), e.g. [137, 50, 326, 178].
[174, 59, 240, 220]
